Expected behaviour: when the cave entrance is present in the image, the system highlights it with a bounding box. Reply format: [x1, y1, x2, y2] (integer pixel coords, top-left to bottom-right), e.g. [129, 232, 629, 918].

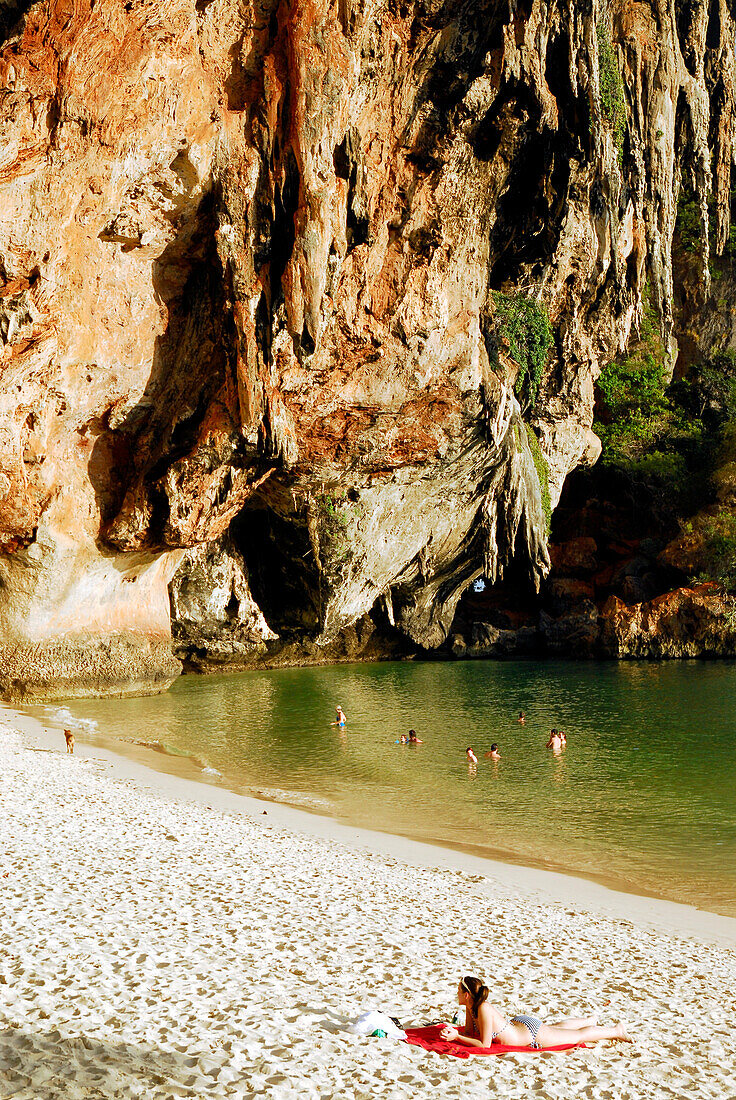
[452, 554, 540, 638]
[229, 496, 321, 639]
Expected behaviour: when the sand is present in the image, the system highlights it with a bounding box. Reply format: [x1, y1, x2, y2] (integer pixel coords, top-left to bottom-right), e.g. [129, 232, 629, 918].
[1, 713, 735, 1100]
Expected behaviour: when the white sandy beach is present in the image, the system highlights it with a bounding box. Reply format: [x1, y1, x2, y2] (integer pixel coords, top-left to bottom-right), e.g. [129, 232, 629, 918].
[1, 712, 735, 1100]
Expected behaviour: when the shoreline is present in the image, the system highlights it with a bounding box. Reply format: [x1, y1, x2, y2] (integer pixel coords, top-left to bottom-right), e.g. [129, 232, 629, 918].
[3, 706, 736, 1099]
[7, 703, 736, 949]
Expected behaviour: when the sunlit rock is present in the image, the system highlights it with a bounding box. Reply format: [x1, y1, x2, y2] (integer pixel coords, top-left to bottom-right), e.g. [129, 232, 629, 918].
[0, 1, 733, 693]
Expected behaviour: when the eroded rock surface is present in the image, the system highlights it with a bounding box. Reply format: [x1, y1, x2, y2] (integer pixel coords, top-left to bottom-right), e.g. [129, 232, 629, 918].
[1, 1, 733, 695]
[600, 585, 736, 658]
[169, 534, 276, 671]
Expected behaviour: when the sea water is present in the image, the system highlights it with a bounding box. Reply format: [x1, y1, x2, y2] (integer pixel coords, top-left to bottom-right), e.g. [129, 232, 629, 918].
[31, 659, 736, 917]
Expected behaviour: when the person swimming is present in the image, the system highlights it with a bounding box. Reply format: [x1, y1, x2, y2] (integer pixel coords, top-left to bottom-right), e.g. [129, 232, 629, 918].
[440, 976, 632, 1050]
[332, 706, 347, 727]
[408, 729, 423, 744]
[466, 747, 478, 764]
[518, 711, 526, 725]
[485, 743, 501, 760]
[546, 729, 562, 750]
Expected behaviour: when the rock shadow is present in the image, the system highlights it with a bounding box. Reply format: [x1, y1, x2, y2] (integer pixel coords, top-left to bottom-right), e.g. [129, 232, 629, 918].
[87, 176, 243, 551]
[0, 0, 35, 43]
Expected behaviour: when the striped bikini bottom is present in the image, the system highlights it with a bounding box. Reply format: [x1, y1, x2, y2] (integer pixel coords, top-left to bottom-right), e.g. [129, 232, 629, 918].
[509, 1014, 544, 1048]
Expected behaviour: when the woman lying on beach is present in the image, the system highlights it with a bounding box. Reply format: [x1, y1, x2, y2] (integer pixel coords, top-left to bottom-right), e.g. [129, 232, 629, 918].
[440, 976, 631, 1049]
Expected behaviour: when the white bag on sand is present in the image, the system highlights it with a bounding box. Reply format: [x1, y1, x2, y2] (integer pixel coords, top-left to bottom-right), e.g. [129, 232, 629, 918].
[348, 1010, 406, 1040]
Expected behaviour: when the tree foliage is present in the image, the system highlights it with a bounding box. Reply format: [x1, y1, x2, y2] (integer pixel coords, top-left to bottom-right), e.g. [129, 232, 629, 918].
[594, 289, 736, 589]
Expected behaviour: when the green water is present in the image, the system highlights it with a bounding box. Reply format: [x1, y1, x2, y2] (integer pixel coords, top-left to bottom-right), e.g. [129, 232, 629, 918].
[36, 660, 736, 917]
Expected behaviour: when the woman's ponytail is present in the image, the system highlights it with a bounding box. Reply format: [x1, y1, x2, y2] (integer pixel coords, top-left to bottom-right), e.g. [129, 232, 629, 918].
[461, 975, 489, 1019]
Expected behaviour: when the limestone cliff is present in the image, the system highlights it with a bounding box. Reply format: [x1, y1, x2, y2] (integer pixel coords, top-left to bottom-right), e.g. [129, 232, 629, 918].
[0, 1, 732, 697]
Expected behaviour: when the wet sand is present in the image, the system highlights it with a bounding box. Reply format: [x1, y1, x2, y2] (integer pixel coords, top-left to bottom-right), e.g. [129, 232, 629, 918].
[2, 709, 735, 1099]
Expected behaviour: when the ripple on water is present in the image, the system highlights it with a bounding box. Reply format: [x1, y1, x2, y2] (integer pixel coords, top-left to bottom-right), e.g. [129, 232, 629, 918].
[35, 658, 736, 917]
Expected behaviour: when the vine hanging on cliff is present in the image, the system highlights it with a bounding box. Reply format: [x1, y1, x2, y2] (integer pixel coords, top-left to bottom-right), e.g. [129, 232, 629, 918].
[525, 424, 552, 536]
[490, 291, 552, 409]
[596, 22, 626, 159]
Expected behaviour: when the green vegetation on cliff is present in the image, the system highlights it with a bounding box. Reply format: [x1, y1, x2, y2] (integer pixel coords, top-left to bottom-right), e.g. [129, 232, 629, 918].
[594, 287, 736, 590]
[596, 22, 626, 158]
[675, 192, 704, 257]
[698, 513, 736, 591]
[490, 291, 552, 408]
[595, 352, 671, 460]
[594, 285, 694, 496]
[525, 424, 552, 535]
[315, 489, 363, 569]
[676, 187, 736, 278]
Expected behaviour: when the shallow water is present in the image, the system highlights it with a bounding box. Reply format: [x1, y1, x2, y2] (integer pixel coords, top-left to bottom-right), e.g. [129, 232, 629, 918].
[33, 659, 736, 917]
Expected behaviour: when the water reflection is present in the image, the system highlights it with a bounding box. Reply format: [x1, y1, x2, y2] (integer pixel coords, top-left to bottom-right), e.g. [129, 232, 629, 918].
[32, 658, 736, 917]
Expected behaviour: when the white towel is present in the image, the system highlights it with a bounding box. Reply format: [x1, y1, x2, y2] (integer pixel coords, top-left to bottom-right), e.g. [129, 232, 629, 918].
[347, 1010, 406, 1040]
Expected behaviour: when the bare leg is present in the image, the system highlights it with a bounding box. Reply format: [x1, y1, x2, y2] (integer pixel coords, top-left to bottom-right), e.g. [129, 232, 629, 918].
[537, 1022, 630, 1048]
[553, 1016, 598, 1030]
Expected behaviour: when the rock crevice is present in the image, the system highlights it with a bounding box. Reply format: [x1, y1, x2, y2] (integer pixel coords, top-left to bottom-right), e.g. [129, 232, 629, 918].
[0, 1, 732, 694]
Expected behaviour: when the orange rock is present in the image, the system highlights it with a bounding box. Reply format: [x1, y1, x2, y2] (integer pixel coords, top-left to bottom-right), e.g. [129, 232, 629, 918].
[549, 537, 598, 575]
[600, 586, 736, 658]
[0, 1, 733, 693]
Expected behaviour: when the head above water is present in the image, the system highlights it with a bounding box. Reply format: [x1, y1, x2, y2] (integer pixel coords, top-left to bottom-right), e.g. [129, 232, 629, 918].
[490, 743, 498, 752]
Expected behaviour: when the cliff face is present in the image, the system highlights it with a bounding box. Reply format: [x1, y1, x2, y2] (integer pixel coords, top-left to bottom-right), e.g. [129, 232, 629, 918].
[0, 1, 732, 697]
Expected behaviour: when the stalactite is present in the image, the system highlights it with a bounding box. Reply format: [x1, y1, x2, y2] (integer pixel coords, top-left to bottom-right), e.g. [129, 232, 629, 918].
[0, 1, 734, 693]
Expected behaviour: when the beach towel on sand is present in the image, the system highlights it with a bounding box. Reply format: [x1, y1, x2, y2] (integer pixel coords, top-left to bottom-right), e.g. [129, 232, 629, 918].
[404, 1026, 586, 1058]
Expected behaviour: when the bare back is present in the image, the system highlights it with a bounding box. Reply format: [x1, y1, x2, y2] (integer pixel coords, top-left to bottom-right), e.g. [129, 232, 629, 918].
[466, 1001, 508, 1046]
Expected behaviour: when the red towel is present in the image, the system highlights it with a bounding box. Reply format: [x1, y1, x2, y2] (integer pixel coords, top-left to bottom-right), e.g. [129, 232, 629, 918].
[404, 1025, 586, 1058]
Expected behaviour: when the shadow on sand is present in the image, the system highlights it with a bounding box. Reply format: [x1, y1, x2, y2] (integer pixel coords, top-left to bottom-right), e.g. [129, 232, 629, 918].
[0, 1026, 234, 1097]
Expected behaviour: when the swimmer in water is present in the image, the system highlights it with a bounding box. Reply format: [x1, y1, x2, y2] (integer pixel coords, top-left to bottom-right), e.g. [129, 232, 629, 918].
[397, 734, 408, 744]
[559, 730, 567, 746]
[518, 711, 526, 725]
[485, 743, 501, 760]
[546, 729, 562, 751]
[408, 729, 424, 744]
[332, 706, 347, 727]
[466, 747, 478, 764]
